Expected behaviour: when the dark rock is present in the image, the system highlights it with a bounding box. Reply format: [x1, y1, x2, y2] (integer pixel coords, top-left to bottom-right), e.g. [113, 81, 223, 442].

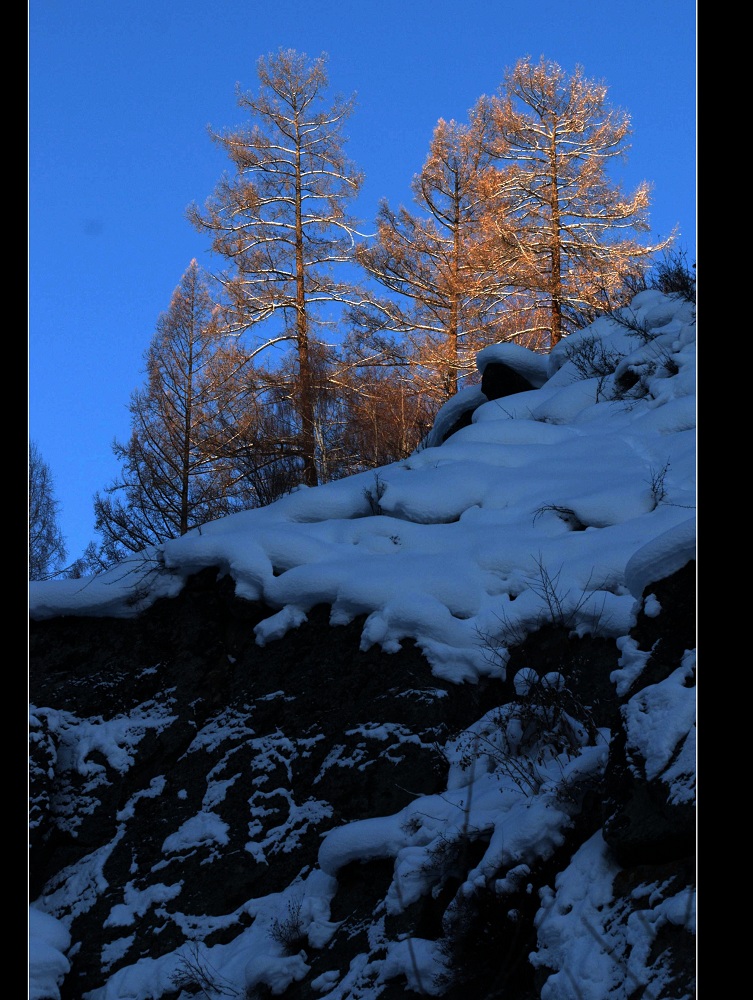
[29, 558, 695, 999]
[480, 361, 536, 401]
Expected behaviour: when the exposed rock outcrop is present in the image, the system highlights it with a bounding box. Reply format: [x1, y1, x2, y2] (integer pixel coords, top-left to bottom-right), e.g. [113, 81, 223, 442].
[29, 560, 695, 1000]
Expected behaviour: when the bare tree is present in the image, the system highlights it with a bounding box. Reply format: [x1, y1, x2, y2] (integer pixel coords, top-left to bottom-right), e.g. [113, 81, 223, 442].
[189, 48, 367, 486]
[351, 116, 513, 403]
[477, 55, 675, 347]
[28, 440, 67, 580]
[209, 341, 339, 506]
[339, 363, 436, 469]
[93, 260, 254, 556]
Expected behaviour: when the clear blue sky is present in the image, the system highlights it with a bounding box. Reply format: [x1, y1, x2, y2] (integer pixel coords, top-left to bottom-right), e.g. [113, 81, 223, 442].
[28, 0, 697, 565]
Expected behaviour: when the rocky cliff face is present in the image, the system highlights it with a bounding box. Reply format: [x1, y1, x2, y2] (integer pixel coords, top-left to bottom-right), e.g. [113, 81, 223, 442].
[29, 560, 695, 1000]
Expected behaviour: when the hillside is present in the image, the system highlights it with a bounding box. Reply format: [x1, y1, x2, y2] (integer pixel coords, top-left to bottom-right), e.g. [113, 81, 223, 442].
[29, 289, 696, 1000]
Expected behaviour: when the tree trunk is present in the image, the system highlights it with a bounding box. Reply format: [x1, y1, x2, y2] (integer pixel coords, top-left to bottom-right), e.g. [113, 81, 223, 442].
[295, 123, 318, 486]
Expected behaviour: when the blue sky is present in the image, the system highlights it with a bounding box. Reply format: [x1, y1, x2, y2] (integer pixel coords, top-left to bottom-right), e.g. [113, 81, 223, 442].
[28, 0, 697, 565]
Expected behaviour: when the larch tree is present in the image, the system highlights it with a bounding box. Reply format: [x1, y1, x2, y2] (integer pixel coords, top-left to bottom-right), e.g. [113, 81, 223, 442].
[93, 260, 253, 556]
[209, 338, 347, 505]
[351, 116, 511, 403]
[28, 440, 67, 580]
[188, 48, 366, 487]
[477, 55, 674, 348]
[337, 362, 436, 469]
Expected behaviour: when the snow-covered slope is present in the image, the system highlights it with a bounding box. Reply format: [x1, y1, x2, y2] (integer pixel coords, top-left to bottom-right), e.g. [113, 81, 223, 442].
[30, 289, 696, 682]
[29, 290, 696, 1000]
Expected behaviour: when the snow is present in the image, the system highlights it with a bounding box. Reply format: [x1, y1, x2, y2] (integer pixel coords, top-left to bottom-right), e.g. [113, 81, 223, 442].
[29, 289, 696, 1000]
[531, 830, 695, 1000]
[28, 906, 71, 1000]
[622, 650, 696, 804]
